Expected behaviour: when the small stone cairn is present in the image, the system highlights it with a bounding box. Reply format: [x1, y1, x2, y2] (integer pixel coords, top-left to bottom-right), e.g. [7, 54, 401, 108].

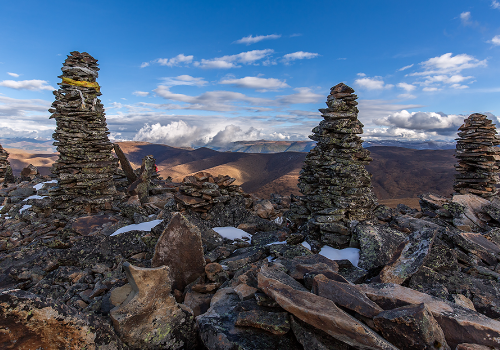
[291, 83, 377, 248]
[49, 51, 118, 212]
[454, 113, 500, 198]
[0, 145, 11, 183]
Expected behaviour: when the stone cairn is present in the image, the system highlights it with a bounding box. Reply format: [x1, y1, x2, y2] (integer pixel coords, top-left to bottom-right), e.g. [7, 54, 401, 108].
[290, 83, 377, 248]
[0, 144, 12, 183]
[49, 51, 118, 212]
[454, 113, 500, 198]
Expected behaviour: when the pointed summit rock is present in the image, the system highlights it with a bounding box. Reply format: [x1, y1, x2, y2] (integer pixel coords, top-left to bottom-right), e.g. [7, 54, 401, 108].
[49, 51, 118, 212]
[0, 144, 13, 184]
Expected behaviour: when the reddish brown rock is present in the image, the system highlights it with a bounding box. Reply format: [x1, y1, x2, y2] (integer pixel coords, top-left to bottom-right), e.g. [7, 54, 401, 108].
[71, 214, 119, 236]
[456, 344, 493, 350]
[358, 283, 500, 348]
[110, 262, 198, 349]
[0, 289, 124, 349]
[373, 303, 450, 350]
[183, 290, 212, 317]
[257, 266, 398, 349]
[151, 212, 206, 291]
[235, 310, 290, 335]
[312, 274, 383, 318]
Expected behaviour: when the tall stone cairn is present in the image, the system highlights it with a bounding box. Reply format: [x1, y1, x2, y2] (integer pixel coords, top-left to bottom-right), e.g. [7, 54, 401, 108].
[454, 113, 500, 198]
[296, 83, 377, 248]
[0, 145, 10, 183]
[49, 51, 118, 212]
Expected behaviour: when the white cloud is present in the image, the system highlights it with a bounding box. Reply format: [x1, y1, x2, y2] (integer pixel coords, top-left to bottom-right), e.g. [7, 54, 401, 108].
[355, 76, 393, 90]
[397, 82, 416, 92]
[397, 93, 417, 99]
[492, 1, 500, 9]
[234, 34, 281, 45]
[282, 51, 319, 64]
[7, 72, 19, 77]
[161, 75, 208, 86]
[133, 121, 207, 147]
[450, 83, 469, 89]
[357, 73, 367, 77]
[219, 76, 289, 91]
[0, 79, 54, 91]
[140, 62, 150, 68]
[207, 125, 262, 146]
[398, 64, 414, 72]
[277, 87, 323, 104]
[491, 35, 500, 46]
[460, 11, 471, 25]
[411, 53, 487, 76]
[133, 91, 150, 97]
[422, 87, 441, 92]
[156, 54, 194, 67]
[194, 49, 274, 69]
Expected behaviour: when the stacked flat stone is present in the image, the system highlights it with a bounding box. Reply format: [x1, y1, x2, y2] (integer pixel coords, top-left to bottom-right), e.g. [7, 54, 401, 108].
[0, 145, 10, 183]
[297, 83, 377, 248]
[454, 113, 500, 198]
[49, 51, 118, 211]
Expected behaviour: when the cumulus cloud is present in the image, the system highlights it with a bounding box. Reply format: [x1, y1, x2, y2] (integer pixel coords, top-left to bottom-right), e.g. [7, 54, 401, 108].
[373, 110, 465, 136]
[194, 49, 274, 69]
[397, 83, 416, 92]
[490, 35, 500, 46]
[460, 11, 472, 25]
[156, 54, 194, 67]
[355, 76, 394, 90]
[493, 0, 500, 9]
[133, 91, 149, 97]
[161, 75, 208, 87]
[133, 121, 208, 147]
[219, 76, 289, 91]
[140, 62, 150, 68]
[423, 87, 440, 92]
[207, 125, 262, 146]
[397, 94, 417, 99]
[234, 34, 281, 45]
[0, 79, 54, 91]
[7, 72, 19, 77]
[398, 64, 414, 72]
[281, 51, 319, 64]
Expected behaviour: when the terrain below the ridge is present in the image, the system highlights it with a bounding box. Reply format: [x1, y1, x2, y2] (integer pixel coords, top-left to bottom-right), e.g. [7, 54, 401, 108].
[6, 142, 456, 204]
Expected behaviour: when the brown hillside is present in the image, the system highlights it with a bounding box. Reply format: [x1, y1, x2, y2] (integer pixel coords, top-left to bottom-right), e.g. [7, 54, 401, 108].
[5, 142, 457, 201]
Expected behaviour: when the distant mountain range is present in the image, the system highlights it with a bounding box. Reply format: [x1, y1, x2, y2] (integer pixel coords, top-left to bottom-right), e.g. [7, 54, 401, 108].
[6, 141, 456, 201]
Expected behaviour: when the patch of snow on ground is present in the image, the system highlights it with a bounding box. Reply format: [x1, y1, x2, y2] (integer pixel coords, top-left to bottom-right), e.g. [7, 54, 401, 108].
[266, 255, 275, 262]
[212, 227, 250, 240]
[266, 241, 287, 246]
[34, 180, 57, 191]
[0, 206, 3, 211]
[273, 216, 283, 225]
[23, 195, 46, 201]
[319, 246, 360, 267]
[301, 241, 311, 250]
[110, 219, 163, 237]
[19, 205, 32, 213]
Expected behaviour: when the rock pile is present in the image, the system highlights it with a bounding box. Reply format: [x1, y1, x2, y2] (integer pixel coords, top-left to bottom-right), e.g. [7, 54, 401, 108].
[454, 113, 500, 198]
[290, 83, 377, 248]
[0, 145, 12, 184]
[48, 51, 118, 212]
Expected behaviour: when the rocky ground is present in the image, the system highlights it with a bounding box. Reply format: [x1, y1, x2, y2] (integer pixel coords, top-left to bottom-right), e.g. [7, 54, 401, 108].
[2, 168, 500, 349]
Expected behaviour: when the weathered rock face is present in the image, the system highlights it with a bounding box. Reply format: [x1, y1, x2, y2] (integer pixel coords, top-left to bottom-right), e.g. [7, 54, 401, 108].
[49, 51, 118, 212]
[0, 145, 14, 184]
[0, 289, 125, 349]
[454, 113, 500, 198]
[290, 83, 377, 248]
[151, 212, 206, 292]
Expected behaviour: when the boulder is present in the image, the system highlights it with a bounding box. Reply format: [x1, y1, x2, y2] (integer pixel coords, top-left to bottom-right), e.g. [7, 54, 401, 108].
[110, 262, 198, 349]
[0, 289, 124, 349]
[373, 303, 450, 350]
[151, 212, 206, 291]
[258, 265, 398, 349]
[235, 309, 290, 335]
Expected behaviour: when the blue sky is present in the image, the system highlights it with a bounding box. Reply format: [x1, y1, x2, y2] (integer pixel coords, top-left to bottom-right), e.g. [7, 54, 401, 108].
[1, 0, 499, 147]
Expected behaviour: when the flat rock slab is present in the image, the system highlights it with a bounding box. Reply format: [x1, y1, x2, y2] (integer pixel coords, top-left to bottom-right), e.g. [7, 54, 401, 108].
[379, 216, 440, 284]
[373, 303, 450, 350]
[0, 289, 124, 349]
[235, 309, 290, 335]
[151, 212, 206, 291]
[358, 283, 500, 348]
[312, 274, 383, 318]
[72, 214, 119, 236]
[453, 232, 500, 265]
[258, 266, 398, 349]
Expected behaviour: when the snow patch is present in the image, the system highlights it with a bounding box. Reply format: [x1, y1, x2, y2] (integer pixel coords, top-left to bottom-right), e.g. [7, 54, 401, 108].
[273, 216, 283, 225]
[23, 195, 46, 201]
[319, 246, 360, 267]
[301, 241, 311, 250]
[266, 241, 287, 246]
[34, 180, 57, 191]
[212, 227, 250, 240]
[0, 206, 3, 211]
[19, 205, 32, 213]
[110, 219, 163, 236]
